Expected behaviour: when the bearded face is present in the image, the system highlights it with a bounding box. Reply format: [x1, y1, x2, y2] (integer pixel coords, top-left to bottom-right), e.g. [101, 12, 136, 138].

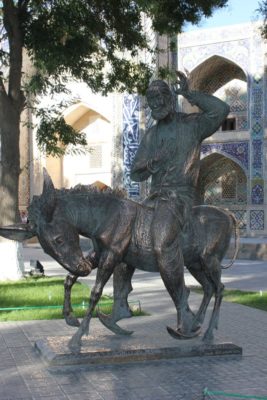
[147, 90, 173, 121]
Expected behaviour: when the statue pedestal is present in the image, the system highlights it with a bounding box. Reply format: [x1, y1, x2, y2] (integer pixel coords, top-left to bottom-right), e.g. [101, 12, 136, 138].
[0, 240, 24, 280]
[35, 327, 242, 366]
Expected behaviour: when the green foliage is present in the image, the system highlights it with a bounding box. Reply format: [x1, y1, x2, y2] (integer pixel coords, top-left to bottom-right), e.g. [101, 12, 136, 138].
[139, 0, 228, 34]
[223, 289, 267, 312]
[22, 0, 151, 95]
[1, 0, 228, 155]
[0, 276, 145, 321]
[258, 1, 267, 39]
[192, 286, 267, 312]
[36, 113, 88, 157]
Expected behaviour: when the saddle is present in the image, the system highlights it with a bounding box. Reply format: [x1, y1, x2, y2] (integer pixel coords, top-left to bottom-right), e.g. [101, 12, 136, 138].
[133, 206, 154, 250]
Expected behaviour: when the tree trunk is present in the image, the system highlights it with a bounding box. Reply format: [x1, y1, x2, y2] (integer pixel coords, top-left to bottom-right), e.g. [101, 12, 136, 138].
[0, 0, 25, 280]
[0, 97, 21, 226]
[0, 91, 24, 280]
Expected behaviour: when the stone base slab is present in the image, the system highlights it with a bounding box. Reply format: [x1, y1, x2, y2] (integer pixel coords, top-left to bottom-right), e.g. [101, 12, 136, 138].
[35, 335, 242, 366]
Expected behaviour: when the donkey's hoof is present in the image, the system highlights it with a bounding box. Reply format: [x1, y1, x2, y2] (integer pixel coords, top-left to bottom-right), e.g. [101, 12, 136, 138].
[68, 338, 81, 354]
[65, 315, 80, 327]
[97, 311, 134, 336]
[167, 326, 201, 340]
[202, 331, 214, 343]
[191, 322, 201, 332]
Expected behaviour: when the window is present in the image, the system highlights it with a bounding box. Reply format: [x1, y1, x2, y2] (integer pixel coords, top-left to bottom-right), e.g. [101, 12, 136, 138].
[221, 117, 236, 131]
[89, 145, 102, 169]
[222, 173, 236, 199]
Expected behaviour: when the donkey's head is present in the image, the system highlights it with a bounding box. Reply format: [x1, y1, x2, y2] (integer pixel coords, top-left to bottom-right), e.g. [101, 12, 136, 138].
[0, 169, 92, 277]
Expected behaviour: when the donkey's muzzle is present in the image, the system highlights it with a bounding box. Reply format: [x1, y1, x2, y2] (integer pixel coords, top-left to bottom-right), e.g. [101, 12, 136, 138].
[76, 257, 93, 277]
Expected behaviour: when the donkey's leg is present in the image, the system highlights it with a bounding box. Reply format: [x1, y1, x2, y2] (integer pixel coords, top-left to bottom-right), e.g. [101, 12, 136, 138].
[159, 249, 199, 339]
[152, 203, 198, 340]
[68, 250, 118, 353]
[98, 263, 135, 335]
[202, 255, 224, 343]
[113, 263, 135, 320]
[63, 274, 80, 327]
[186, 263, 214, 331]
[63, 249, 99, 327]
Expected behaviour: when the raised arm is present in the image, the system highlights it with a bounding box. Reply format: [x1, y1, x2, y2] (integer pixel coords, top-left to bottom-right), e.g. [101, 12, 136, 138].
[184, 91, 230, 140]
[174, 71, 230, 140]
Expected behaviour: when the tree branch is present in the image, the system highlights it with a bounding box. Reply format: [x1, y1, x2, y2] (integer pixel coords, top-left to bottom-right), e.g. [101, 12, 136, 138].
[18, 0, 30, 12]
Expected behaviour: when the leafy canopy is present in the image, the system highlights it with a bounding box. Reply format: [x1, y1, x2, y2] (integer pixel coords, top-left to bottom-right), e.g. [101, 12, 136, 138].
[0, 0, 228, 155]
[258, 0, 267, 39]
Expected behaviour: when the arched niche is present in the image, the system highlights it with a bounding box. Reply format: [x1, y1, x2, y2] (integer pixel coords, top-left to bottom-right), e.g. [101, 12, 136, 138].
[46, 103, 112, 188]
[189, 55, 247, 94]
[182, 55, 248, 131]
[198, 153, 247, 206]
[63, 102, 110, 128]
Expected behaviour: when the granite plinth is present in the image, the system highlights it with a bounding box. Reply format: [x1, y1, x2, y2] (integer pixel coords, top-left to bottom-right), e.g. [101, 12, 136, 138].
[35, 333, 242, 366]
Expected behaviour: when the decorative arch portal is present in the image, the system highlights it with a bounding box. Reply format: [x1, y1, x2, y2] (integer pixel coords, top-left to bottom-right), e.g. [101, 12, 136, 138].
[46, 103, 112, 189]
[179, 37, 249, 77]
[178, 26, 265, 231]
[198, 153, 247, 206]
[189, 55, 247, 95]
[181, 55, 249, 134]
[201, 142, 249, 172]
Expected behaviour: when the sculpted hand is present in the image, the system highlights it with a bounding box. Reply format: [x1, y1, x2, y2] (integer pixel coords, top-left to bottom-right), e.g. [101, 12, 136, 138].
[147, 149, 166, 173]
[173, 70, 196, 106]
[172, 71, 189, 96]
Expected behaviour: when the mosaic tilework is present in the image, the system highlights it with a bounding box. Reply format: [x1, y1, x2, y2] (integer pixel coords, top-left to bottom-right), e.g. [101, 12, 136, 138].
[250, 210, 264, 230]
[214, 79, 247, 109]
[251, 121, 263, 136]
[223, 84, 247, 113]
[250, 28, 264, 204]
[201, 142, 249, 171]
[251, 179, 264, 204]
[237, 116, 248, 131]
[179, 38, 250, 77]
[231, 210, 247, 230]
[177, 23, 267, 232]
[215, 81, 249, 131]
[250, 73, 264, 203]
[122, 95, 140, 198]
[252, 139, 263, 170]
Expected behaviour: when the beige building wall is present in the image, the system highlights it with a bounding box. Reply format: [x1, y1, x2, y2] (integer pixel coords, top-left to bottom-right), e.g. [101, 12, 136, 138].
[63, 107, 112, 188]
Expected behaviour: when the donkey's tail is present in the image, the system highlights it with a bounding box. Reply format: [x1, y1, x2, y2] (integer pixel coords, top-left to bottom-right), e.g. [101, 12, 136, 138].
[221, 211, 240, 270]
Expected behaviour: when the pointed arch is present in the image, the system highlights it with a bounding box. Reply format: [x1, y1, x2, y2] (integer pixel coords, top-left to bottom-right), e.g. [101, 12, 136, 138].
[63, 102, 110, 129]
[189, 55, 247, 94]
[198, 152, 247, 206]
[46, 102, 113, 189]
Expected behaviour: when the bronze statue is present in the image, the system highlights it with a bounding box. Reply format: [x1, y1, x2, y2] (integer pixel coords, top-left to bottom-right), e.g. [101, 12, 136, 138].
[0, 73, 238, 353]
[0, 171, 238, 352]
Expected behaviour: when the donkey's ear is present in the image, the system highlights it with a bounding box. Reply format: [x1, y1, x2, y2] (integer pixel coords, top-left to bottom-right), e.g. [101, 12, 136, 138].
[43, 168, 55, 193]
[0, 223, 36, 242]
[41, 168, 56, 222]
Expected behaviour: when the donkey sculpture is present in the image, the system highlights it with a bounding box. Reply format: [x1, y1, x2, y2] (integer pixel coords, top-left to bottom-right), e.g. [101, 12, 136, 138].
[0, 170, 238, 353]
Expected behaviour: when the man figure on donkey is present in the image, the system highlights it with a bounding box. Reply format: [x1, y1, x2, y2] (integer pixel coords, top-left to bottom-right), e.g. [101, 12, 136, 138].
[130, 72, 230, 335]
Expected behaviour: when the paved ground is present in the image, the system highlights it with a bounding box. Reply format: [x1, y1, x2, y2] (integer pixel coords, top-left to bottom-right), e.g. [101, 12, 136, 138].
[22, 240, 267, 291]
[0, 243, 266, 400]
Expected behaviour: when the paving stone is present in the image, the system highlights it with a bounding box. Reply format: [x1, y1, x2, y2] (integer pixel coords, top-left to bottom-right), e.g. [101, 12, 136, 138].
[66, 394, 104, 400]
[31, 396, 68, 400]
[0, 269, 266, 399]
[60, 383, 97, 395]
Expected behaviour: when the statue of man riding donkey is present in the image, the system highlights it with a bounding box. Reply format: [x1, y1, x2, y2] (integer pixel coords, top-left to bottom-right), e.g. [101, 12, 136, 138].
[0, 72, 239, 353]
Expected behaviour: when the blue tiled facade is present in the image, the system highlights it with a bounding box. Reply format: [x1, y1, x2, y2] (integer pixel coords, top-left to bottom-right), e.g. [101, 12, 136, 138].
[177, 22, 266, 233]
[121, 22, 266, 234]
[122, 94, 140, 198]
